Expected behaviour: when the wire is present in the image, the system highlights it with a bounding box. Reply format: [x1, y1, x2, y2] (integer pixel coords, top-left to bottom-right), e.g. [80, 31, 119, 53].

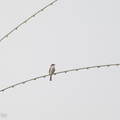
[0, 63, 120, 92]
[0, 0, 58, 43]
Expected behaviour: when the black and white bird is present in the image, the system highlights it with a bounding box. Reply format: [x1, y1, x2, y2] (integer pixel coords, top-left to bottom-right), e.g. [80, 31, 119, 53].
[49, 64, 55, 81]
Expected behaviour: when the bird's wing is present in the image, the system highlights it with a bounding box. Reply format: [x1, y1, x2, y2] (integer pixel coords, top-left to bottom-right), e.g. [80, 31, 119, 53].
[49, 66, 55, 75]
[49, 67, 51, 74]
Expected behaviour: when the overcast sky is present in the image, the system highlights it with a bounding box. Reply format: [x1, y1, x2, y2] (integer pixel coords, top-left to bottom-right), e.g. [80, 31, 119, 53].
[0, 0, 120, 119]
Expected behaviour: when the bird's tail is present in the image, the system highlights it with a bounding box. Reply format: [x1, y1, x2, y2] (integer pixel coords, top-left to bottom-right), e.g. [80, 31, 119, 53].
[50, 75, 52, 81]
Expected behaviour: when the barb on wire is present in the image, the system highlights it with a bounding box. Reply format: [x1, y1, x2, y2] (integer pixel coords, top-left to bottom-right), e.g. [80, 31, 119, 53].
[0, 63, 120, 92]
[0, 0, 58, 43]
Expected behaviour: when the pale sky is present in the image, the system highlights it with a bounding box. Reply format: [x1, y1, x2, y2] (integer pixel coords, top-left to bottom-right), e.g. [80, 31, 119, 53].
[0, 0, 120, 119]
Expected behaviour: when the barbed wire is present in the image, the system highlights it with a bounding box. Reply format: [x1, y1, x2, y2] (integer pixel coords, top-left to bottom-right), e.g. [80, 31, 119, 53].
[0, 63, 120, 92]
[0, 0, 58, 43]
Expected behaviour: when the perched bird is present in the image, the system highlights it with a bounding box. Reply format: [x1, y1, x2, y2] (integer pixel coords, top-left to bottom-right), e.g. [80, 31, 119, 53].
[49, 64, 55, 81]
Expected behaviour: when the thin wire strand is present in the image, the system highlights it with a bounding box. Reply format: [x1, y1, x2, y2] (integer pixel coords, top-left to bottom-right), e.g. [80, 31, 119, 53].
[0, 63, 120, 92]
[0, 0, 58, 43]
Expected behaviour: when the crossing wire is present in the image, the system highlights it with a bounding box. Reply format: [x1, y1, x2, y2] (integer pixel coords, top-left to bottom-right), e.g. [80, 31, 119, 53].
[0, 63, 120, 92]
[0, 0, 58, 43]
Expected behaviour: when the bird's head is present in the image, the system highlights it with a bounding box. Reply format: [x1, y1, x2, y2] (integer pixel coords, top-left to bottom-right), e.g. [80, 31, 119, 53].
[51, 64, 55, 66]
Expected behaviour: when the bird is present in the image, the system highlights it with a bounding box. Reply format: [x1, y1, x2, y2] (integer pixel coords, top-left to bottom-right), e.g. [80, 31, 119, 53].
[49, 64, 55, 81]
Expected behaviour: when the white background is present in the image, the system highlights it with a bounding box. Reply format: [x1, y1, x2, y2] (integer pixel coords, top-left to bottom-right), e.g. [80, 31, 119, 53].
[0, 0, 120, 119]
